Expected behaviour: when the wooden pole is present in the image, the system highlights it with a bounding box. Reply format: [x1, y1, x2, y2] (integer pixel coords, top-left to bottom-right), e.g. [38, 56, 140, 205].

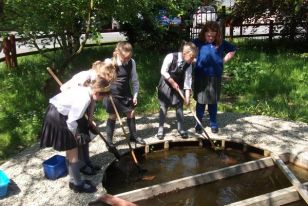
[9, 34, 17, 67]
[271, 153, 308, 204]
[2, 37, 12, 68]
[269, 20, 273, 42]
[221, 6, 226, 38]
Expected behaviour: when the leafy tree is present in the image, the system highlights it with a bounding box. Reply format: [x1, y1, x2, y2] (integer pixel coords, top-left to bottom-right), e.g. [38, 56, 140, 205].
[0, 0, 3, 18]
[1, 0, 96, 69]
[232, 0, 307, 40]
[1, 0, 225, 67]
[105, 0, 204, 51]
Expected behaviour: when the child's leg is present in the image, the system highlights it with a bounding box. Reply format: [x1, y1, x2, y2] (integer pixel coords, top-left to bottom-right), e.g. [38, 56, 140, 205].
[208, 103, 218, 133]
[127, 110, 146, 145]
[175, 105, 184, 131]
[66, 148, 82, 185]
[176, 105, 188, 138]
[158, 104, 168, 135]
[67, 148, 96, 193]
[81, 143, 90, 165]
[195, 103, 206, 131]
[106, 116, 116, 147]
[78, 143, 100, 175]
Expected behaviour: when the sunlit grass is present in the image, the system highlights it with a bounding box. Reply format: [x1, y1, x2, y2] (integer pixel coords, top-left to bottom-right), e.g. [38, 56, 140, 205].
[222, 38, 308, 122]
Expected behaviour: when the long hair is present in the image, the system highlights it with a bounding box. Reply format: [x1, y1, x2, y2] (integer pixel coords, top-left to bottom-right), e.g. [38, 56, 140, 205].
[112, 41, 133, 66]
[91, 60, 117, 83]
[90, 76, 111, 95]
[198, 21, 222, 47]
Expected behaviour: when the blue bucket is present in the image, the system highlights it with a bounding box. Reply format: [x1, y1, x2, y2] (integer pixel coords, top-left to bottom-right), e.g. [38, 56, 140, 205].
[43, 155, 68, 180]
[0, 170, 10, 197]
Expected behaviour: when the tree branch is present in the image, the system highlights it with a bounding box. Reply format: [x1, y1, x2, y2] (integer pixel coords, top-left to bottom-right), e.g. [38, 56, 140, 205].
[61, 0, 94, 69]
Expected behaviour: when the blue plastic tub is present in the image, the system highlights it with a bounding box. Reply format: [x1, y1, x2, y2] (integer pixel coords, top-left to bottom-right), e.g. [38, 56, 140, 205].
[43, 155, 68, 180]
[0, 170, 10, 197]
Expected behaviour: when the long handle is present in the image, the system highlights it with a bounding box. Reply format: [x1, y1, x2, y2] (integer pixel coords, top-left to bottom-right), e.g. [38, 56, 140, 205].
[46, 67, 121, 159]
[47, 67, 63, 86]
[109, 95, 139, 164]
[177, 89, 217, 149]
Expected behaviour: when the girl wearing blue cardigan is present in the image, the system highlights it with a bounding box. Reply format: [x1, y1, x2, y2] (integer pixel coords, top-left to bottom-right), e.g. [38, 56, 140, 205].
[193, 21, 236, 133]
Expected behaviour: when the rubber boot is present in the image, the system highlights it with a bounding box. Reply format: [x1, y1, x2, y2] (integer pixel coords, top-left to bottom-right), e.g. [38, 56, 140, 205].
[127, 117, 146, 145]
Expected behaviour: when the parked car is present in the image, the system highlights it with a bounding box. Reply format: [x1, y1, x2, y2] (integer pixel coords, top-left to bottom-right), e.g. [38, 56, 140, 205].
[157, 15, 171, 26]
[192, 6, 217, 28]
[170, 16, 182, 25]
[156, 9, 182, 27]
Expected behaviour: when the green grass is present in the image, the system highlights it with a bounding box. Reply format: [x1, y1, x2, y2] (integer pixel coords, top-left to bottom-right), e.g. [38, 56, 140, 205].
[222, 39, 308, 122]
[0, 39, 307, 162]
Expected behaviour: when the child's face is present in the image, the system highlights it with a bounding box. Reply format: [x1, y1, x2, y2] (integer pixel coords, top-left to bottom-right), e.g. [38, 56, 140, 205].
[182, 47, 195, 64]
[183, 52, 194, 64]
[118, 51, 131, 64]
[205, 31, 217, 43]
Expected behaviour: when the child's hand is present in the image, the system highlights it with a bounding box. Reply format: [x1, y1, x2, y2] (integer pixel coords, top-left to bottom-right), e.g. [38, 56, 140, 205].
[133, 97, 138, 106]
[171, 81, 179, 90]
[167, 77, 179, 90]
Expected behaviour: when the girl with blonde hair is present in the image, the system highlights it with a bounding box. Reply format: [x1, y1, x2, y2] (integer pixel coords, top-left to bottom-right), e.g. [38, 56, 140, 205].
[40, 74, 112, 193]
[103, 41, 146, 146]
[47, 61, 116, 177]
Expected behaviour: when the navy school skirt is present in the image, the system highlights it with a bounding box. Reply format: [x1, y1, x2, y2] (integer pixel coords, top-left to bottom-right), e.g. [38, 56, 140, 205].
[103, 95, 134, 115]
[40, 104, 91, 151]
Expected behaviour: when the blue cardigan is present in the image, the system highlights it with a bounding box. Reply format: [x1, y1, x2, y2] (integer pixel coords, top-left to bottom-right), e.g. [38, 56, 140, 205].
[193, 38, 236, 77]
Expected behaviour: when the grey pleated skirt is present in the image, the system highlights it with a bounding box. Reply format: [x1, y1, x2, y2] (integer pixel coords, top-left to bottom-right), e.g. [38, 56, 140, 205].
[193, 76, 221, 104]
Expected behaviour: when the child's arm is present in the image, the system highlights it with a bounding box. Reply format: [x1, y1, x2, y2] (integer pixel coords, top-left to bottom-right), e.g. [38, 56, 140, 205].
[183, 64, 192, 105]
[223, 51, 236, 64]
[130, 59, 139, 106]
[184, 89, 191, 105]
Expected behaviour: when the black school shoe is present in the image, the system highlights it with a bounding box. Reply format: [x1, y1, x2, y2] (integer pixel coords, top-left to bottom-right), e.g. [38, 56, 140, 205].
[130, 136, 146, 145]
[210, 123, 219, 133]
[80, 164, 100, 176]
[88, 163, 101, 171]
[195, 125, 203, 134]
[80, 165, 96, 175]
[178, 130, 188, 139]
[211, 127, 219, 133]
[69, 180, 97, 193]
[155, 131, 164, 140]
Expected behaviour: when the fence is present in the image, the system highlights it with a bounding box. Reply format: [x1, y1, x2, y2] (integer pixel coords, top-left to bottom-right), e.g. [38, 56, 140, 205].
[0, 31, 126, 67]
[190, 21, 303, 41]
[189, 6, 306, 41]
[0, 34, 18, 68]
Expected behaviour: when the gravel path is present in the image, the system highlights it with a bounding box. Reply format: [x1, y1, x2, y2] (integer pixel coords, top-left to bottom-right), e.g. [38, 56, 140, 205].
[0, 111, 307, 206]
